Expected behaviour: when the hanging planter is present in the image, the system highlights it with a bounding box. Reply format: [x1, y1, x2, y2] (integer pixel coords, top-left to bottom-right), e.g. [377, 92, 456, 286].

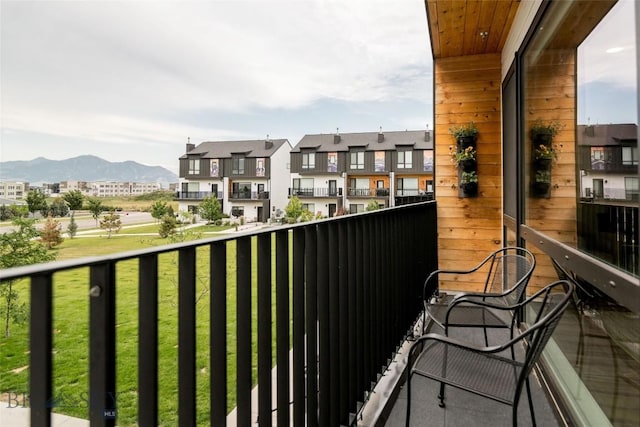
[530, 119, 563, 199]
[449, 122, 479, 148]
[460, 171, 478, 197]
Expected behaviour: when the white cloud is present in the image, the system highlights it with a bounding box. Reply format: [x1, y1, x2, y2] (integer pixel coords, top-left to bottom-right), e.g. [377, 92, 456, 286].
[0, 0, 432, 164]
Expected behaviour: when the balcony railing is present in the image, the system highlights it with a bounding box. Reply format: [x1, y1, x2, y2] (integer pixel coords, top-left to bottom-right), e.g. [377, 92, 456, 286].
[289, 188, 343, 197]
[0, 201, 438, 426]
[229, 191, 270, 200]
[175, 191, 223, 200]
[347, 188, 390, 197]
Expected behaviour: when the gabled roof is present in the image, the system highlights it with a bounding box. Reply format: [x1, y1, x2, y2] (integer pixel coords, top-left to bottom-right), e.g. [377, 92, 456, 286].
[180, 139, 289, 159]
[577, 124, 637, 146]
[291, 130, 433, 153]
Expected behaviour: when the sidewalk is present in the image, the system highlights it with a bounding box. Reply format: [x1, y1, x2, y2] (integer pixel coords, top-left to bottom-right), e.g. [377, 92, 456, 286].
[0, 405, 89, 427]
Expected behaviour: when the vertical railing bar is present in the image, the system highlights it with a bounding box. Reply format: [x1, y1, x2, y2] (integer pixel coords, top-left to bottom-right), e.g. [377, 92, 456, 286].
[275, 230, 290, 427]
[210, 242, 227, 426]
[364, 217, 374, 388]
[89, 262, 116, 427]
[257, 233, 272, 426]
[178, 247, 197, 426]
[236, 236, 252, 427]
[338, 221, 350, 423]
[317, 222, 331, 426]
[30, 273, 53, 427]
[305, 226, 319, 427]
[329, 222, 341, 426]
[292, 229, 306, 427]
[138, 254, 158, 426]
[376, 215, 384, 370]
[346, 220, 358, 415]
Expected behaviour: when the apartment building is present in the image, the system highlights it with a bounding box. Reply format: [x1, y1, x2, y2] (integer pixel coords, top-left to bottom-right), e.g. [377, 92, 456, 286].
[176, 138, 292, 222]
[0, 181, 29, 200]
[577, 123, 638, 200]
[89, 181, 162, 197]
[289, 129, 434, 217]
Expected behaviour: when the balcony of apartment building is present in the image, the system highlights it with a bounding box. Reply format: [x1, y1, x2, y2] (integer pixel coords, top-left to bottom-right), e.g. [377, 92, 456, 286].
[229, 190, 270, 200]
[175, 190, 223, 201]
[288, 187, 343, 198]
[347, 187, 390, 198]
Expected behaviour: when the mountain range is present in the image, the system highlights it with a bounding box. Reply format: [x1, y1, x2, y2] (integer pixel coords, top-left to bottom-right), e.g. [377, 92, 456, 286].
[0, 155, 178, 185]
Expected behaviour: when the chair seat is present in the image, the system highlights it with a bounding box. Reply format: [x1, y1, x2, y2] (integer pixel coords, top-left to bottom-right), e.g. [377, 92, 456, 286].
[412, 339, 524, 405]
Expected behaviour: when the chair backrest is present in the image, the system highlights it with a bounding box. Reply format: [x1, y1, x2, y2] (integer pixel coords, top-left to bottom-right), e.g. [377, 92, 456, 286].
[515, 280, 575, 390]
[483, 247, 536, 305]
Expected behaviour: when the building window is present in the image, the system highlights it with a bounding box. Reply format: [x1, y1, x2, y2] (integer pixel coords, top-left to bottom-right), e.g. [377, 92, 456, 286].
[232, 157, 245, 174]
[622, 146, 638, 165]
[302, 152, 315, 169]
[397, 150, 413, 169]
[302, 203, 315, 213]
[293, 178, 313, 196]
[349, 204, 364, 214]
[396, 178, 418, 196]
[188, 159, 200, 175]
[625, 177, 639, 201]
[231, 206, 244, 217]
[350, 151, 364, 169]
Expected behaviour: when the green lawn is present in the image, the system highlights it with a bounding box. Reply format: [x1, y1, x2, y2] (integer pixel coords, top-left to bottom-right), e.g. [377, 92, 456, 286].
[1, 229, 281, 425]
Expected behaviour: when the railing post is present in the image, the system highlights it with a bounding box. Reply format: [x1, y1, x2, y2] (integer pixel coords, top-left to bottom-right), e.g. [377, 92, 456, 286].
[292, 228, 306, 427]
[210, 242, 228, 426]
[305, 226, 318, 427]
[30, 273, 53, 427]
[276, 230, 290, 427]
[236, 237, 252, 427]
[257, 233, 272, 426]
[89, 262, 116, 427]
[178, 247, 197, 426]
[138, 254, 159, 426]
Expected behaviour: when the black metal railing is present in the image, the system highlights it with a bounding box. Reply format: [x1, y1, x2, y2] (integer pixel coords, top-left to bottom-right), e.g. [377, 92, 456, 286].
[578, 201, 638, 276]
[347, 188, 390, 197]
[0, 201, 438, 426]
[175, 191, 223, 200]
[229, 191, 269, 200]
[289, 188, 343, 197]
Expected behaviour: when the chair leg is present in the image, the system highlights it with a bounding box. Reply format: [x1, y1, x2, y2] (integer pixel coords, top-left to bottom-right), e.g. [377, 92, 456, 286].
[525, 377, 536, 426]
[405, 372, 412, 427]
[438, 382, 446, 407]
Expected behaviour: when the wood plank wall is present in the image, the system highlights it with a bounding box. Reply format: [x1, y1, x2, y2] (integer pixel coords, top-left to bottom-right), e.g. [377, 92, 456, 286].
[434, 53, 503, 292]
[524, 49, 577, 291]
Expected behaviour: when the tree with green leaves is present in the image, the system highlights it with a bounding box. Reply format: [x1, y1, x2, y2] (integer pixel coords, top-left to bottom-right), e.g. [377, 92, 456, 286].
[198, 196, 222, 223]
[87, 198, 104, 226]
[100, 210, 122, 238]
[40, 215, 64, 249]
[0, 217, 56, 337]
[25, 190, 47, 216]
[49, 197, 70, 217]
[366, 200, 382, 211]
[62, 190, 84, 210]
[67, 212, 78, 238]
[284, 196, 304, 223]
[159, 214, 178, 238]
[150, 200, 169, 222]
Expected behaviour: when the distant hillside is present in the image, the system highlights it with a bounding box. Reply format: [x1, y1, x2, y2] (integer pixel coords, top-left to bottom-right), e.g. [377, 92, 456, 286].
[0, 155, 178, 185]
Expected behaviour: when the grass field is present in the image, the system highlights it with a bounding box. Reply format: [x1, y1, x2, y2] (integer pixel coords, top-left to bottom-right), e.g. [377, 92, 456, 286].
[0, 225, 277, 425]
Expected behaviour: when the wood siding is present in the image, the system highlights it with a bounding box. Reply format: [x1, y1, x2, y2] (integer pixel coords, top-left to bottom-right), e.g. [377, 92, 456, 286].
[524, 49, 577, 292]
[435, 53, 503, 292]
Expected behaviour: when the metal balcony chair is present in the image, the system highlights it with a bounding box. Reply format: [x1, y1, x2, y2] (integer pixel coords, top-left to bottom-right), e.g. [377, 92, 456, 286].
[420, 247, 536, 344]
[406, 280, 575, 427]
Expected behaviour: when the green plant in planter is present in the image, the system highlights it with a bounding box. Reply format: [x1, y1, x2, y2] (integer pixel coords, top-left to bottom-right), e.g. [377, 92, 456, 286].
[449, 122, 479, 141]
[530, 119, 564, 138]
[461, 171, 478, 184]
[535, 170, 551, 183]
[454, 146, 476, 163]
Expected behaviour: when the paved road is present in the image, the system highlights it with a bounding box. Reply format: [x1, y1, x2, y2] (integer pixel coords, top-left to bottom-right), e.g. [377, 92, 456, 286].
[0, 211, 154, 234]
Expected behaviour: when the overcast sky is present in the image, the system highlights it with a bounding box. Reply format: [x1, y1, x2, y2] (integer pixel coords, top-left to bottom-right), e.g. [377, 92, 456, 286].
[0, 0, 434, 174]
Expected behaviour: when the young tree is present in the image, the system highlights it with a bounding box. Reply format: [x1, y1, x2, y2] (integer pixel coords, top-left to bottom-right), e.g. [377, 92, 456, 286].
[100, 210, 122, 238]
[40, 215, 64, 249]
[25, 190, 47, 216]
[284, 196, 304, 223]
[50, 198, 70, 217]
[150, 200, 169, 222]
[158, 214, 178, 238]
[198, 196, 222, 223]
[87, 198, 104, 226]
[0, 218, 55, 337]
[366, 200, 382, 211]
[67, 212, 78, 239]
[62, 190, 84, 210]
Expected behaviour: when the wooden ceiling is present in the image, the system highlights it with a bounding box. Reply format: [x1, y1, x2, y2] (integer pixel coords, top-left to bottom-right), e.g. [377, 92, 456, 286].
[425, 0, 520, 59]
